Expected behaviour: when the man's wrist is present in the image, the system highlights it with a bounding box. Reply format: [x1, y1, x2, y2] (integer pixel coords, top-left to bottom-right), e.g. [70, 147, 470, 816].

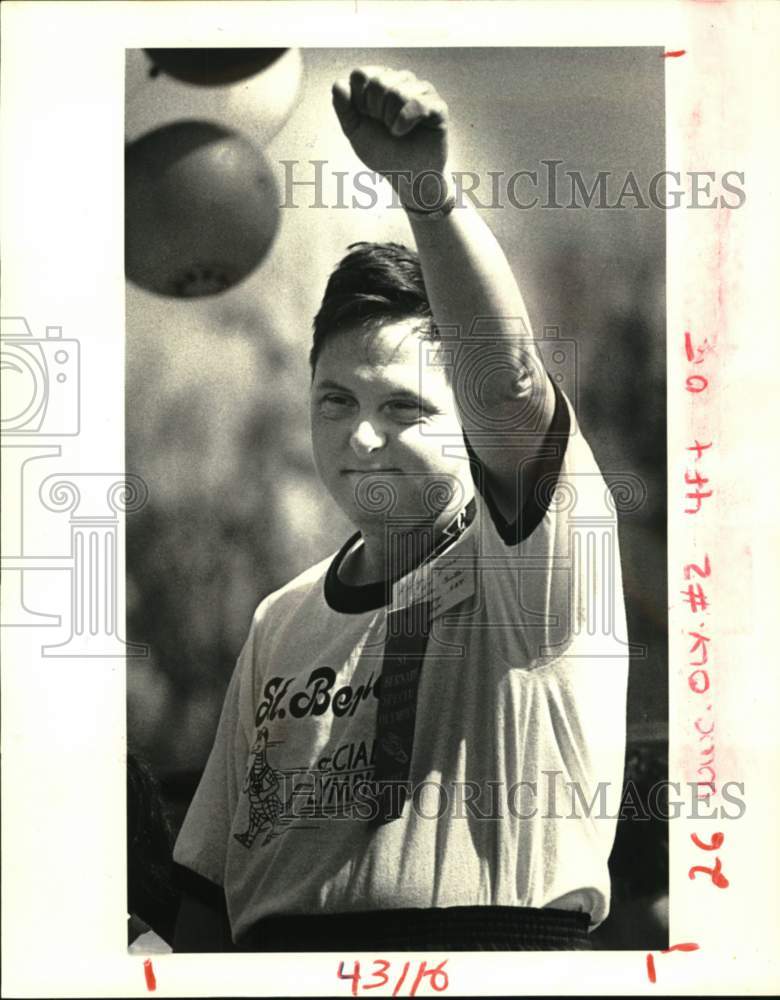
[404, 190, 457, 220]
[389, 170, 456, 216]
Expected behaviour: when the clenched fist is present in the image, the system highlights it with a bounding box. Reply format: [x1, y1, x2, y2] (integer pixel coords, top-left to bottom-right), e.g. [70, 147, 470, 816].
[332, 66, 451, 211]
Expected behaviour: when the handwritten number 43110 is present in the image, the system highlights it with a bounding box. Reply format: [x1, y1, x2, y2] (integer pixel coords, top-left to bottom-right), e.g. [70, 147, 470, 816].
[337, 960, 449, 997]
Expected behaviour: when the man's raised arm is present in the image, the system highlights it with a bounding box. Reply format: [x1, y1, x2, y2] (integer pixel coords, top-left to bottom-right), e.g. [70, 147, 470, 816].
[332, 66, 557, 516]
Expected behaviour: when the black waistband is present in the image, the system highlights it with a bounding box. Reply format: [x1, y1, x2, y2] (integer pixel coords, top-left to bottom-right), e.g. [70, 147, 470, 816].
[234, 904, 591, 952]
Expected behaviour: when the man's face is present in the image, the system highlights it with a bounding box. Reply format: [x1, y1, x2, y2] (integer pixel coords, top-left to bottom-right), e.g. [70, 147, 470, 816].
[310, 318, 471, 536]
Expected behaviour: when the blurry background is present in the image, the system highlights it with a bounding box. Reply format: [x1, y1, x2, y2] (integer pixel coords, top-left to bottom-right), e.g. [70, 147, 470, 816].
[126, 47, 667, 948]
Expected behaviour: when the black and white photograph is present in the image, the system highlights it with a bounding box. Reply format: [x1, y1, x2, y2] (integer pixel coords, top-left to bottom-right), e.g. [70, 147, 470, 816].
[125, 45, 667, 954]
[2, 2, 778, 996]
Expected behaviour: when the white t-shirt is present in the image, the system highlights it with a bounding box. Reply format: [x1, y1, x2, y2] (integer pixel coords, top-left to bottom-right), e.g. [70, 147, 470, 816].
[173, 386, 629, 941]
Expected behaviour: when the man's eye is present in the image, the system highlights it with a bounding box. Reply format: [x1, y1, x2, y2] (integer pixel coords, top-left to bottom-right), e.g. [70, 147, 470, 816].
[387, 400, 426, 422]
[319, 394, 354, 415]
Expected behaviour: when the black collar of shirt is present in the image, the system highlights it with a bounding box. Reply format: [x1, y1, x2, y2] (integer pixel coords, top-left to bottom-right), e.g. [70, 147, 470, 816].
[324, 499, 477, 615]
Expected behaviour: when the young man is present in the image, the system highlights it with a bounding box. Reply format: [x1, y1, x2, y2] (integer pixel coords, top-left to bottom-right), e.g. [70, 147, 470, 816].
[172, 66, 629, 951]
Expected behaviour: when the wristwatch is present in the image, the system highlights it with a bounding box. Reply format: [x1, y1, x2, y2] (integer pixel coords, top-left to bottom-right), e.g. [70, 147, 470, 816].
[404, 193, 457, 220]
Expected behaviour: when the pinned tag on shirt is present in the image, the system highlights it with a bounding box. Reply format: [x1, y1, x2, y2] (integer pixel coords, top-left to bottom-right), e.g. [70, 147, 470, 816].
[390, 549, 475, 620]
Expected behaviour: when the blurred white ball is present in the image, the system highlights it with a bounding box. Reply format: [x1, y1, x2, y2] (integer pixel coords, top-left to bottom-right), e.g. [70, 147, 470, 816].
[125, 47, 303, 146]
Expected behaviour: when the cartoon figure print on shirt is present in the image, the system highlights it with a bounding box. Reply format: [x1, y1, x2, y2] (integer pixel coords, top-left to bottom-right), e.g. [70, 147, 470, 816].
[234, 727, 283, 849]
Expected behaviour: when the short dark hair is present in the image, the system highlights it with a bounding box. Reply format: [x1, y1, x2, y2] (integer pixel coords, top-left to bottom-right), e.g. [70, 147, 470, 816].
[310, 242, 436, 375]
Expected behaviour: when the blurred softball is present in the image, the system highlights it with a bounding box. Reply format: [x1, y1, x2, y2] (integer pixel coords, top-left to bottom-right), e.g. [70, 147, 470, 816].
[125, 120, 280, 298]
[125, 47, 303, 146]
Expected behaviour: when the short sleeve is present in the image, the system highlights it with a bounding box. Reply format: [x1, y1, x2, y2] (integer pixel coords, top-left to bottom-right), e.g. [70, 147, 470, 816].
[461, 379, 629, 671]
[172, 635, 255, 888]
[463, 375, 571, 550]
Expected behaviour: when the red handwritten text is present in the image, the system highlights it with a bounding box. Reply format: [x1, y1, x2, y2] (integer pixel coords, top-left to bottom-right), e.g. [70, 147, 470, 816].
[337, 959, 449, 997]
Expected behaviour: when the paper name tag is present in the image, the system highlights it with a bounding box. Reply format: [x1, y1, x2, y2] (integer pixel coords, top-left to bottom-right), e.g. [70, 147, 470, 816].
[390, 549, 475, 619]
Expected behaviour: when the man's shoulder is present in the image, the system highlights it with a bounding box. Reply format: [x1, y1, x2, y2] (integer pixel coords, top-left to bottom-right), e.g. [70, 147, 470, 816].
[248, 546, 342, 629]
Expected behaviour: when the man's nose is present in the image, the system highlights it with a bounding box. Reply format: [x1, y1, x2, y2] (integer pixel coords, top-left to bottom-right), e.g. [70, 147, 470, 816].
[349, 419, 386, 456]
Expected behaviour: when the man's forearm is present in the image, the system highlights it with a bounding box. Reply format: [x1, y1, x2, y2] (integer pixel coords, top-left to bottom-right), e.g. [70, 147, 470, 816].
[407, 175, 530, 331]
[406, 179, 555, 433]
